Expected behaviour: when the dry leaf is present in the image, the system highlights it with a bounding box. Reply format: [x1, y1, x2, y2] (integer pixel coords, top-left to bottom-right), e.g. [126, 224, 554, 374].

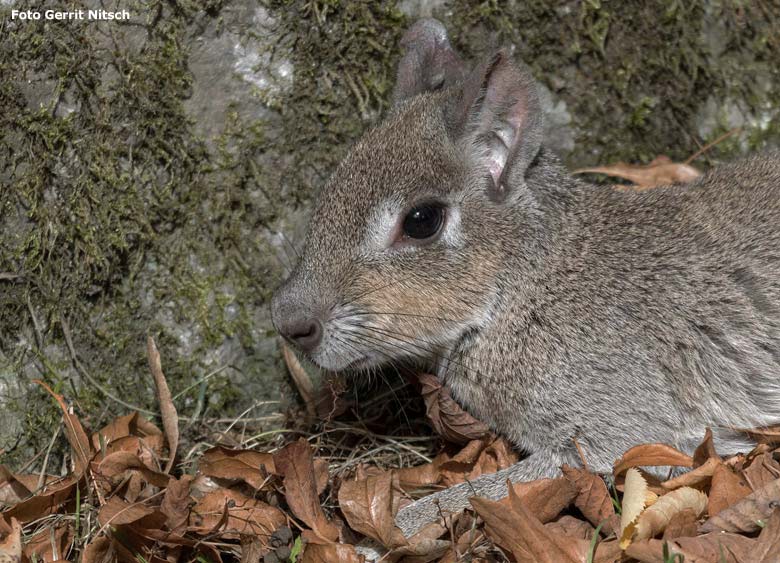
[662, 508, 699, 540]
[619, 468, 649, 546]
[189, 488, 286, 541]
[418, 373, 490, 444]
[500, 477, 578, 524]
[574, 156, 701, 190]
[709, 463, 752, 517]
[751, 508, 780, 562]
[160, 474, 193, 534]
[545, 515, 595, 539]
[742, 452, 780, 491]
[701, 477, 780, 533]
[98, 495, 159, 527]
[199, 446, 276, 490]
[627, 486, 707, 544]
[300, 542, 365, 563]
[338, 470, 407, 548]
[439, 437, 519, 487]
[0, 517, 21, 563]
[33, 379, 93, 476]
[562, 465, 618, 534]
[613, 443, 693, 476]
[692, 428, 719, 467]
[274, 438, 339, 541]
[661, 456, 720, 490]
[626, 533, 755, 563]
[22, 523, 74, 562]
[742, 424, 780, 445]
[471, 483, 589, 563]
[147, 336, 179, 474]
[91, 412, 164, 456]
[81, 535, 115, 563]
[3, 477, 77, 524]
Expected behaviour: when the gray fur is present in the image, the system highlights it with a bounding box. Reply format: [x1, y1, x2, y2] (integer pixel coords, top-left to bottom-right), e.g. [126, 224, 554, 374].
[271, 19, 780, 538]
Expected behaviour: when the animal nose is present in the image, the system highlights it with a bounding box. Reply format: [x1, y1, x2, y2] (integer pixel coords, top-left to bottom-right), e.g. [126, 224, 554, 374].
[277, 316, 323, 353]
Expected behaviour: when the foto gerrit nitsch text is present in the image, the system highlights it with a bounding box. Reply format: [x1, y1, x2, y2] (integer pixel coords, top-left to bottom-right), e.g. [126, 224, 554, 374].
[11, 10, 131, 21]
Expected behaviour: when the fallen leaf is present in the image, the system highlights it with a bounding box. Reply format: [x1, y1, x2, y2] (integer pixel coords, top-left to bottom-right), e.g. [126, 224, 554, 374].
[0, 467, 33, 506]
[545, 515, 595, 539]
[199, 446, 276, 490]
[160, 474, 193, 534]
[299, 542, 365, 563]
[471, 483, 588, 562]
[613, 443, 693, 476]
[626, 533, 755, 563]
[3, 477, 77, 523]
[701, 477, 780, 533]
[0, 517, 21, 563]
[661, 508, 700, 540]
[562, 465, 618, 534]
[692, 428, 719, 467]
[33, 379, 93, 476]
[22, 522, 74, 562]
[628, 487, 707, 544]
[751, 508, 780, 562]
[338, 470, 407, 548]
[574, 156, 701, 190]
[500, 477, 578, 524]
[620, 468, 650, 547]
[741, 452, 780, 491]
[418, 373, 490, 444]
[661, 456, 719, 490]
[189, 488, 286, 541]
[147, 336, 179, 474]
[95, 451, 170, 490]
[98, 495, 159, 527]
[91, 413, 164, 455]
[439, 437, 519, 487]
[274, 438, 339, 541]
[709, 462, 752, 517]
[81, 535, 114, 563]
[741, 424, 780, 445]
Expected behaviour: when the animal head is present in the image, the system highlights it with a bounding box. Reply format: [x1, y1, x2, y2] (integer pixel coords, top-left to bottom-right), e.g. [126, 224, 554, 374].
[271, 19, 547, 372]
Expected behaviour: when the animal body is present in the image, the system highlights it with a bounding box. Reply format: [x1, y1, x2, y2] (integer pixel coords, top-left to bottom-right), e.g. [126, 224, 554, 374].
[271, 18, 780, 537]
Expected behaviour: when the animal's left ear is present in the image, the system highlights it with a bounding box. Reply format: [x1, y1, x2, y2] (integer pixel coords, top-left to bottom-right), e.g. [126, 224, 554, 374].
[446, 51, 544, 203]
[392, 18, 467, 105]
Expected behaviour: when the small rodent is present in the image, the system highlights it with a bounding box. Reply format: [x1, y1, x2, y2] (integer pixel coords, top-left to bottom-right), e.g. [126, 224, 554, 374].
[271, 18, 780, 537]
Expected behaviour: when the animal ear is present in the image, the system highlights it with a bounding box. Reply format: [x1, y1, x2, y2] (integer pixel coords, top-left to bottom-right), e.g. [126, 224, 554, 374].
[392, 18, 467, 105]
[447, 52, 544, 203]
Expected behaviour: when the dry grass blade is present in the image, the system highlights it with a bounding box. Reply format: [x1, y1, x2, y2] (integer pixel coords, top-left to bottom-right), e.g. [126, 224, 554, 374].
[147, 336, 179, 474]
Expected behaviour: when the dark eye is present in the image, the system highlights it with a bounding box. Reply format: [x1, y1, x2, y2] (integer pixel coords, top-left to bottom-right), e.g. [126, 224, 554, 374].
[402, 203, 445, 240]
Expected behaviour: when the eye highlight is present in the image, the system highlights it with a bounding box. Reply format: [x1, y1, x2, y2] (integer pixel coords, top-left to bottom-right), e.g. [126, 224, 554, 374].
[401, 202, 446, 241]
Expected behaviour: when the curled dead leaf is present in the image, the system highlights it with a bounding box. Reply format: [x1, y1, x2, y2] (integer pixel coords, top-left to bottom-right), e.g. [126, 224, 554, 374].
[619, 468, 650, 547]
[147, 336, 179, 474]
[613, 443, 693, 476]
[562, 465, 618, 535]
[628, 486, 707, 545]
[574, 156, 701, 190]
[418, 372, 490, 444]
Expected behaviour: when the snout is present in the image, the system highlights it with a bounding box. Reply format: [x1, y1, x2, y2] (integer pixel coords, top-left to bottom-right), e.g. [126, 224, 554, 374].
[271, 283, 324, 354]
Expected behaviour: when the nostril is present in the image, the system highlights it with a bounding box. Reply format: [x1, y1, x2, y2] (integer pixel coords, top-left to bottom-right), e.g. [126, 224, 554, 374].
[283, 318, 323, 352]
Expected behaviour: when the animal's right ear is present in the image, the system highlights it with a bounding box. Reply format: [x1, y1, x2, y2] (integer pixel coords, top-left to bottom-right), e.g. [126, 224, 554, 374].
[392, 18, 467, 105]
